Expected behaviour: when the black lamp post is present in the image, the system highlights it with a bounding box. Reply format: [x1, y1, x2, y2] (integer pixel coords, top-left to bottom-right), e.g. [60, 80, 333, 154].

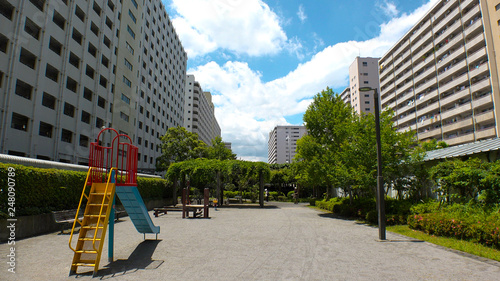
[359, 86, 386, 240]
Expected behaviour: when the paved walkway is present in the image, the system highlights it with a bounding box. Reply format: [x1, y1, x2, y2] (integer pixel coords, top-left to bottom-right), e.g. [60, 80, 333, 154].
[1, 202, 499, 280]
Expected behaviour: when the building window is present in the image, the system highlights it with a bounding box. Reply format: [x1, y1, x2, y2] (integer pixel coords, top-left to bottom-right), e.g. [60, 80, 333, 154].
[365, 108, 370, 111]
[19, 48, 37, 69]
[61, 129, 72, 143]
[90, 22, 99, 36]
[365, 101, 370, 104]
[102, 55, 109, 68]
[66, 77, 78, 93]
[124, 58, 133, 71]
[72, 28, 83, 45]
[52, 10, 65, 30]
[120, 112, 129, 122]
[97, 96, 105, 108]
[100, 75, 108, 88]
[0, 34, 8, 53]
[45, 64, 59, 82]
[81, 110, 90, 124]
[123, 76, 131, 87]
[0, 1, 14, 20]
[96, 117, 104, 128]
[121, 93, 130, 104]
[85, 65, 95, 79]
[79, 135, 89, 147]
[83, 88, 93, 101]
[128, 10, 136, 23]
[48, 37, 62, 55]
[68, 52, 80, 68]
[11, 113, 29, 131]
[93, 1, 101, 16]
[24, 18, 41, 40]
[88, 43, 97, 57]
[127, 25, 135, 39]
[39, 121, 53, 138]
[63, 102, 75, 117]
[42, 92, 56, 109]
[496, 3, 500, 11]
[75, 5, 85, 22]
[362, 62, 368, 66]
[15, 79, 33, 100]
[131, 0, 138, 9]
[126, 42, 134, 54]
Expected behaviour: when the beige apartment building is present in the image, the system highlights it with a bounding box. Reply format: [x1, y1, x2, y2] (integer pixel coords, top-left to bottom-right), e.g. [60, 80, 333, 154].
[184, 74, 221, 146]
[349, 57, 380, 114]
[379, 0, 500, 146]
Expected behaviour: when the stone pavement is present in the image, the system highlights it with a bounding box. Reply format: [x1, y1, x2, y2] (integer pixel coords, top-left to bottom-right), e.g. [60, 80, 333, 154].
[1, 202, 499, 280]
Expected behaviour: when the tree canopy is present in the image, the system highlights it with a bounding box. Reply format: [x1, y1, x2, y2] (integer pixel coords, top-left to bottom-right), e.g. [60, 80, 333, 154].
[156, 127, 208, 171]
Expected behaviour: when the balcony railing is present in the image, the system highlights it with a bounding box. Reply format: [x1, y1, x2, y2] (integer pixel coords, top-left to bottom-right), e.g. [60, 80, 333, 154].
[416, 101, 440, 118]
[445, 132, 474, 146]
[470, 78, 491, 94]
[440, 102, 472, 120]
[442, 118, 473, 133]
[418, 128, 442, 140]
[476, 127, 497, 140]
[474, 110, 494, 124]
[439, 87, 470, 108]
[416, 90, 438, 106]
[467, 46, 486, 65]
[438, 72, 468, 93]
[472, 94, 493, 108]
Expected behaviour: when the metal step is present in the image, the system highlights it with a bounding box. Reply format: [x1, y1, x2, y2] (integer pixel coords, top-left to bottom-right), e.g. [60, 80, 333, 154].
[72, 262, 96, 267]
[75, 250, 98, 254]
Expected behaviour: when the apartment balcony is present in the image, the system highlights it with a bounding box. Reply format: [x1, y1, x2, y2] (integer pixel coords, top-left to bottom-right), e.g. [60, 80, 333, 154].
[438, 72, 468, 93]
[467, 47, 487, 65]
[419, 114, 441, 128]
[411, 20, 431, 43]
[462, 4, 481, 25]
[438, 46, 465, 66]
[393, 39, 411, 59]
[414, 65, 436, 85]
[381, 84, 395, 98]
[441, 102, 472, 120]
[394, 55, 403, 68]
[386, 100, 397, 111]
[442, 118, 473, 134]
[416, 89, 438, 106]
[397, 101, 416, 116]
[464, 19, 483, 38]
[460, 0, 475, 11]
[439, 87, 470, 108]
[413, 31, 434, 53]
[435, 33, 464, 58]
[398, 112, 416, 126]
[476, 128, 497, 140]
[437, 60, 467, 82]
[398, 123, 417, 132]
[380, 64, 394, 83]
[469, 63, 489, 80]
[415, 77, 437, 94]
[445, 133, 474, 146]
[412, 41, 434, 63]
[416, 101, 440, 118]
[419, 128, 442, 140]
[475, 110, 494, 124]
[395, 58, 412, 77]
[381, 92, 395, 106]
[470, 78, 491, 94]
[466, 33, 485, 50]
[396, 70, 412, 86]
[434, 7, 460, 34]
[472, 94, 493, 108]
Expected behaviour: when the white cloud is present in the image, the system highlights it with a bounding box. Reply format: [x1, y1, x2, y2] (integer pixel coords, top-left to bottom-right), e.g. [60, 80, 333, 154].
[297, 4, 307, 23]
[169, 0, 288, 58]
[378, 0, 399, 18]
[185, 0, 439, 161]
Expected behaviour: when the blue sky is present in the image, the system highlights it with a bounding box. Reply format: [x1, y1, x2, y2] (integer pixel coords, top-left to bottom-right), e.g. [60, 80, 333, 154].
[162, 0, 439, 161]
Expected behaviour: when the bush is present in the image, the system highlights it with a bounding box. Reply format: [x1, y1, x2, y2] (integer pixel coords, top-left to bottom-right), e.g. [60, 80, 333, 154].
[408, 203, 500, 249]
[0, 163, 171, 217]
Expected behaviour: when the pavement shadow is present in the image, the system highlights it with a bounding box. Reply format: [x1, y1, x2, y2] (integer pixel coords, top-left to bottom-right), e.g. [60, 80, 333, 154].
[317, 212, 357, 221]
[220, 204, 280, 209]
[93, 240, 164, 279]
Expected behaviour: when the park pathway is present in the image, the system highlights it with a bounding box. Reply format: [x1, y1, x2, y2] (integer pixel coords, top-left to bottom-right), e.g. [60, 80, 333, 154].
[1, 202, 499, 280]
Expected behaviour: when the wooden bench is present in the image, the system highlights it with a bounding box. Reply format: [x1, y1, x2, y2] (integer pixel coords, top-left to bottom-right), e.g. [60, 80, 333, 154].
[183, 204, 206, 218]
[114, 206, 127, 221]
[154, 206, 180, 217]
[52, 209, 83, 234]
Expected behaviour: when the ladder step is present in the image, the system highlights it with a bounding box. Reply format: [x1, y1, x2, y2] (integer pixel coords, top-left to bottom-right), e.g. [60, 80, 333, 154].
[72, 262, 96, 267]
[90, 192, 112, 196]
[81, 226, 104, 230]
[75, 250, 98, 254]
[78, 238, 102, 241]
[84, 214, 106, 218]
[87, 203, 107, 206]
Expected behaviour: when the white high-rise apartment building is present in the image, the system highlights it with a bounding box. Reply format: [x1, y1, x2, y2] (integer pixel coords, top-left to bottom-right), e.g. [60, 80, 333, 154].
[379, 0, 500, 146]
[184, 74, 221, 145]
[0, 0, 120, 164]
[0, 0, 187, 171]
[135, 1, 187, 173]
[268, 125, 307, 164]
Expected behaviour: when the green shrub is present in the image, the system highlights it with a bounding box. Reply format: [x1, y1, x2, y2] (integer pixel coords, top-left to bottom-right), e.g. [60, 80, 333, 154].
[0, 163, 171, 217]
[408, 204, 500, 249]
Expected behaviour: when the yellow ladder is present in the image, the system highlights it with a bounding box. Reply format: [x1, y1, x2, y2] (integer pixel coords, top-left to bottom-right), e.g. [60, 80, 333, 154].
[69, 168, 116, 276]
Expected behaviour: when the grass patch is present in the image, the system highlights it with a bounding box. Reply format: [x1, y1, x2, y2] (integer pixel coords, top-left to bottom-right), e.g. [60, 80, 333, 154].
[388, 225, 500, 262]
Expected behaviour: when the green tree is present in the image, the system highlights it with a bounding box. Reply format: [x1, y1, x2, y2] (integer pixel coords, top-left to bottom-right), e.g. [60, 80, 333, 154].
[207, 136, 236, 160]
[156, 127, 208, 171]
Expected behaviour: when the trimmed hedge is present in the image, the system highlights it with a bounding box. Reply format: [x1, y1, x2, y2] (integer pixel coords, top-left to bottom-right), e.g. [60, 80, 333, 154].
[315, 197, 411, 226]
[0, 163, 171, 218]
[408, 202, 500, 249]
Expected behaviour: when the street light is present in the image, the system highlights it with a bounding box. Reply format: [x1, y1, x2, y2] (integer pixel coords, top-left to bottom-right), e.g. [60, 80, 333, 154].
[359, 86, 386, 240]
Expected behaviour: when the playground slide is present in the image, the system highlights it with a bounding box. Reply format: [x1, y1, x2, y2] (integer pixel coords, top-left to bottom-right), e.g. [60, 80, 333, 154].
[115, 186, 160, 234]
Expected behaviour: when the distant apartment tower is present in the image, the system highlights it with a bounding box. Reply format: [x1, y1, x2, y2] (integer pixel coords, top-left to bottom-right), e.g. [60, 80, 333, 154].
[135, 1, 187, 173]
[0, 1, 187, 170]
[0, 0, 121, 164]
[184, 75, 221, 145]
[379, 0, 500, 146]
[348, 57, 380, 114]
[268, 125, 307, 164]
[340, 87, 351, 106]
